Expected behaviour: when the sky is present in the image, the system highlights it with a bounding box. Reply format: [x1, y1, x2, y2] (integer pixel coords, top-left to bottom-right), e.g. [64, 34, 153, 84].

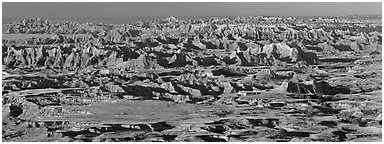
[2, 2, 382, 22]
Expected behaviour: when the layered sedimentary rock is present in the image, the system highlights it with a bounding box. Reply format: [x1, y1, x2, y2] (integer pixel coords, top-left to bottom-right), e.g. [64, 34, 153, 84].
[2, 15, 382, 142]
